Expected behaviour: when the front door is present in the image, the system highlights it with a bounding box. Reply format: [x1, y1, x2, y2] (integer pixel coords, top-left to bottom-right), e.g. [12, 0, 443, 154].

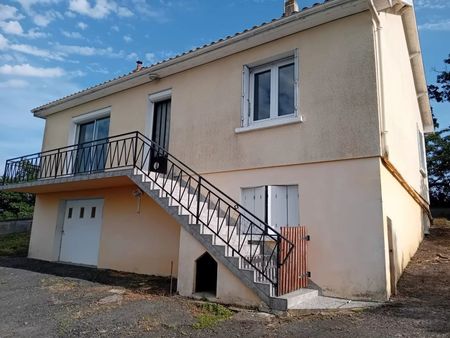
[59, 199, 104, 266]
[150, 99, 171, 173]
[75, 117, 110, 173]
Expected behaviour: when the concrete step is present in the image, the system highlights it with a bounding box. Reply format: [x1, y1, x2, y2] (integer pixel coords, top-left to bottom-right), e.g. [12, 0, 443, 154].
[278, 288, 319, 309]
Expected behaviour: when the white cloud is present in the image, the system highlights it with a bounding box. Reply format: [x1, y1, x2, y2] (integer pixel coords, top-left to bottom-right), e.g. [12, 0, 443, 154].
[26, 27, 48, 38]
[0, 21, 24, 35]
[111, 25, 119, 32]
[0, 63, 64, 77]
[123, 35, 132, 43]
[0, 4, 25, 21]
[77, 21, 88, 30]
[10, 43, 63, 60]
[69, 0, 133, 19]
[61, 30, 83, 39]
[126, 52, 138, 60]
[415, 0, 450, 9]
[14, 0, 62, 12]
[145, 52, 156, 64]
[0, 34, 8, 49]
[53, 43, 124, 58]
[0, 79, 29, 88]
[419, 19, 450, 31]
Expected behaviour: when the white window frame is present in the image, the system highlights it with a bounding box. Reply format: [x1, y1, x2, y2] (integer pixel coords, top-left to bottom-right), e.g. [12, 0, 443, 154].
[237, 50, 300, 133]
[146, 88, 172, 141]
[417, 127, 427, 177]
[68, 107, 111, 147]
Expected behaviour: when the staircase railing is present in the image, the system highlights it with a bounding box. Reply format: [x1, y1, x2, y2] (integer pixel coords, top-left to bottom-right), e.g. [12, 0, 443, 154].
[1, 131, 295, 295]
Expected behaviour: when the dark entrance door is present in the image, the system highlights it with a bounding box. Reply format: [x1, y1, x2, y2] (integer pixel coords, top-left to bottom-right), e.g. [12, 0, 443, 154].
[195, 252, 217, 295]
[149, 99, 171, 173]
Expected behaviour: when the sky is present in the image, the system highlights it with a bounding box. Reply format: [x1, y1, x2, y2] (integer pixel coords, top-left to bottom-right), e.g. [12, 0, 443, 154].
[0, 0, 449, 172]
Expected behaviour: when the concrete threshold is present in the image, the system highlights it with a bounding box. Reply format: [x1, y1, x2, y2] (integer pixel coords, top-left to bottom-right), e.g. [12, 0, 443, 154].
[290, 295, 381, 310]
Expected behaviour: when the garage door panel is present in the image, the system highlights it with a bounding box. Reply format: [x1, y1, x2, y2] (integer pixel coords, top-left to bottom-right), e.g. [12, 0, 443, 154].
[59, 199, 103, 266]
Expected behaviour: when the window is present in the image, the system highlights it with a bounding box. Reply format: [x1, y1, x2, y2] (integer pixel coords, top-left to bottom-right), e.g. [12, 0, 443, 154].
[80, 207, 84, 219]
[417, 128, 426, 176]
[240, 51, 299, 131]
[241, 185, 299, 229]
[91, 207, 96, 218]
[68, 208, 73, 219]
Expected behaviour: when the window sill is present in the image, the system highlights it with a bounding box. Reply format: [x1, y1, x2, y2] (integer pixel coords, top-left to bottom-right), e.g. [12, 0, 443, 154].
[235, 116, 303, 134]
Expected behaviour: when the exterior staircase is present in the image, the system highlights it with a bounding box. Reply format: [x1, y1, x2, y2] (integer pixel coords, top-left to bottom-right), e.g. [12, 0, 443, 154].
[1, 131, 308, 310]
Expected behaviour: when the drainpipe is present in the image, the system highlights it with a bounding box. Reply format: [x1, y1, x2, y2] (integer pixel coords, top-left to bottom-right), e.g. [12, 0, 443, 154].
[369, 0, 389, 158]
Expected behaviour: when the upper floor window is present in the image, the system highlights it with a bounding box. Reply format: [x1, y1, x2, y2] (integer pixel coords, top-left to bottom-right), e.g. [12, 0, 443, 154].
[417, 127, 427, 176]
[240, 51, 299, 131]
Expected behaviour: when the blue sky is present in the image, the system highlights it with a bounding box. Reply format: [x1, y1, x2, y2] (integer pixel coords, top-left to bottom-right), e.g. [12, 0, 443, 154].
[0, 0, 449, 171]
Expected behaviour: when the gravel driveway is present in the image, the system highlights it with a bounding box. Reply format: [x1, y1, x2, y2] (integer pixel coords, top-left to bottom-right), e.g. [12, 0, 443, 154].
[1, 225, 449, 337]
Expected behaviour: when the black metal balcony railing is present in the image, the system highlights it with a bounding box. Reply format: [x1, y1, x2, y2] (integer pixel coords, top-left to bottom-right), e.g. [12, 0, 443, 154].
[1, 131, 294, 295]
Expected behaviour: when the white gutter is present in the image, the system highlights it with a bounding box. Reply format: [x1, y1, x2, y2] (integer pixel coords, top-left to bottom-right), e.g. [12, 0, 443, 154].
[369, 0, 389, 158]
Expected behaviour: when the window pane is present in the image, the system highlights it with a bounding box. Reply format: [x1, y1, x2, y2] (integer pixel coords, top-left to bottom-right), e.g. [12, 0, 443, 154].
[80, 207, 84, 219]
[68, 208, 73, 219]
[95, 117, 110, 140]
[254, 70, 271, 121]
[91, 207, 96, 218]
[278, 63, 295, 116]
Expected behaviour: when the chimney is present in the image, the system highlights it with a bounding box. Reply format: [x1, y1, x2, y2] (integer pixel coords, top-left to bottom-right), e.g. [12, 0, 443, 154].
[134, 60, 143, 72]
[284, 0, 299, 16]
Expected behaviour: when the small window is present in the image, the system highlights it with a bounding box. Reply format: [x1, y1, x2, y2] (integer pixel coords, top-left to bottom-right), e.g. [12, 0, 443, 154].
[417, 128, 427, 176]
[91, 207, 96, 218]
[242, 52, 298, 128]
[68, 208, 73, 219]
[80, 207, 84, 219]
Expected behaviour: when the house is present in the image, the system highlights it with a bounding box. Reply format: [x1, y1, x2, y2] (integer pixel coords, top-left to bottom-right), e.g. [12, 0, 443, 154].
[0, 0, 432, 310]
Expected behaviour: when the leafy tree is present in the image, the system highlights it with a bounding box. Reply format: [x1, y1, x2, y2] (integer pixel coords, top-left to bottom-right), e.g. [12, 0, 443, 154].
[426, 54, 450, 207]
[0, 191, 35, 220]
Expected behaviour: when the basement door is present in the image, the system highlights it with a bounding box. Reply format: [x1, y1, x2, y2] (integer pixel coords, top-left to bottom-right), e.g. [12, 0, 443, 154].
[59, 199, 104, 266]
[149, 99, 171, 173]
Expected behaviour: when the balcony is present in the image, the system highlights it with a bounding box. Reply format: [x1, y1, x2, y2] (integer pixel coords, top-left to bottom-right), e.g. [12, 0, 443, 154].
[0, 132, 147, 193]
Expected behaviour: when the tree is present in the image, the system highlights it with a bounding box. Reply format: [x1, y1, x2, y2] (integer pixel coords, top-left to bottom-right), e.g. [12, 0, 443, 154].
[426, 54, 450, 207]
[0, 191, 35, 220]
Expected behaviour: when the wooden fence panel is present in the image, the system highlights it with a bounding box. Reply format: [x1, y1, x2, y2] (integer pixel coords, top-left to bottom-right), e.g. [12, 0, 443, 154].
[278, 226, 308, 296]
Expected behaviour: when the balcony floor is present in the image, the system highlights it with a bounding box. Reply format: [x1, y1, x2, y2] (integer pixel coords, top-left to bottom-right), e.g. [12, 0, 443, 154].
[0, 169, 135, 193]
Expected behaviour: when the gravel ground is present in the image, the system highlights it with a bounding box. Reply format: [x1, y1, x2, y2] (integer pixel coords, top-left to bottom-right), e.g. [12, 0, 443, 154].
[0, 225, 449, 337]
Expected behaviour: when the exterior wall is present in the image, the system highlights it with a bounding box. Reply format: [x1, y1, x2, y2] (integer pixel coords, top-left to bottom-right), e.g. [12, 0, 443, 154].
[41, 11, 380, 174]
[379, 162, 426, 296]
[202, 157, 387, 300]
[177, 228, 263, 307]
[29, 186, 180, 277]
[379, 12, 428, 199]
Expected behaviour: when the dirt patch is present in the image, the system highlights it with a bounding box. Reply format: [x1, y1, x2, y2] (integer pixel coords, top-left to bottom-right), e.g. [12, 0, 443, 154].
[0, 226, 449, 337]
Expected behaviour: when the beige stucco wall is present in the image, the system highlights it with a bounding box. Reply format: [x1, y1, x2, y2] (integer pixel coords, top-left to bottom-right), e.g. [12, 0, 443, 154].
[201, 157, 387, 300]
[29, 186, 180, 277]
[379, 162, 425, 297]
[41, 11, 379, 174]
[379, 12, 429, 199]
[177, 228, 263, 307]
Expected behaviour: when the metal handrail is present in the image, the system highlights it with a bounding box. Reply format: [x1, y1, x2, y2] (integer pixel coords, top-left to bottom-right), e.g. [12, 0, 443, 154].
[1, 131, 295, 294]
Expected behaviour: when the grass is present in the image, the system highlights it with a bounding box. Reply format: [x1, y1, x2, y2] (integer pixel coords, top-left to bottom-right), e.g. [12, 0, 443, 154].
[192, 303, 234, 329]
[0, 231, 30, 257]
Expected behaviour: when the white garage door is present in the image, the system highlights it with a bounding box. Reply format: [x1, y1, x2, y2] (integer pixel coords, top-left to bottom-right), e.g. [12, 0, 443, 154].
[59, 199, 104, 266]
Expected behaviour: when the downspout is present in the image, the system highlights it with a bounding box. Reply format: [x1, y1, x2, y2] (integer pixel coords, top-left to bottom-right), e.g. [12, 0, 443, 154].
[369, 0, 389, 158]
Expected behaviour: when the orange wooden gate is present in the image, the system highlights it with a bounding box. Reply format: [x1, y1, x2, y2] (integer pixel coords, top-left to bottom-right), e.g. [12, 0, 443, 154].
[278, 226, 309, 296]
